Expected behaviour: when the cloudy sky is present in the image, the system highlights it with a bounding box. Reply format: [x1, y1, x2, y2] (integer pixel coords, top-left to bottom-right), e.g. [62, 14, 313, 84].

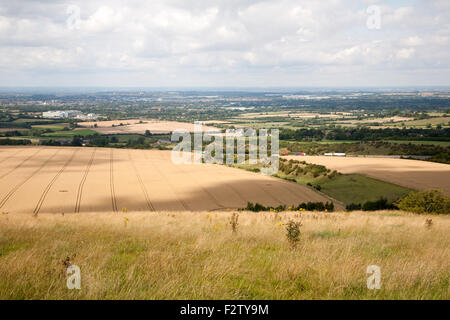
[0, 0, 449, 87]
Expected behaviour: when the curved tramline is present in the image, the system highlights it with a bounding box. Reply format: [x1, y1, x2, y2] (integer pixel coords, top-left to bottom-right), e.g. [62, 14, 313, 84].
[0, 147, 338, 213]
[0, 148, 25, 165]
[0, 149, 61, 210]
[33, 149, 79, 216]
[0, 148, 41, 180]
[128, 150, 155, 211]
[142, 150, 191, 211]
[74, 148, 96, 213]
[109, 148, 118, 213]
[172, 157, 226, 210]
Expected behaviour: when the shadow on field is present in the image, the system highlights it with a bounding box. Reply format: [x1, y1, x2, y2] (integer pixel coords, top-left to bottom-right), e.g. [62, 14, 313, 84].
[26, 176, 339, 214]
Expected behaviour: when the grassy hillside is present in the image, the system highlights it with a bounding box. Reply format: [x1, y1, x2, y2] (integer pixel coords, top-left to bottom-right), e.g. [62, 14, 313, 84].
[268, 158, 413, 205]
[315, 174, 412, 205]
[0, 211, 448, 299]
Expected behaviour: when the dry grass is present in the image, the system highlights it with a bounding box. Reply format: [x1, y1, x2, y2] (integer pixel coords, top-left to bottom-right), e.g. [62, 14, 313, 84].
[0, 210, 448, 300]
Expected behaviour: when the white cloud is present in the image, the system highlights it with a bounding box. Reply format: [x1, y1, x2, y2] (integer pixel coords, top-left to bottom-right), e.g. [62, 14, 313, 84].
[83, 6, 124, 33]
[402, 36, 424, 46]
[0, 0, 448, 86]
[396, 48, 415, 60]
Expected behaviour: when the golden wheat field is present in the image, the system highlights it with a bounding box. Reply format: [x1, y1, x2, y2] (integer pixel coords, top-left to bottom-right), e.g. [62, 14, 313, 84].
[79, 119, 220, 134]
[285, 156, 450, 195]
[0, 146, 334, 214]
[0, 210, 448, 299]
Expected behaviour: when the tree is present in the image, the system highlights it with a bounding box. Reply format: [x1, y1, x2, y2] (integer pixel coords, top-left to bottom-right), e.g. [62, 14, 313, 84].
[71, 135, 82, 146]
[396, 190, 450, 214]
[145, 130, 152, 137]
[137, 136, 145, 145]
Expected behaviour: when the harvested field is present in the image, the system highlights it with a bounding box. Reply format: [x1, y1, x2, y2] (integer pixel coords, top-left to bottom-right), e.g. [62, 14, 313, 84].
[0, 128, 28, 133]
[336, 116, 414, 124]
[240, 112, 347, 119]
[0, 147, 334, 214]
[78, 119, 220, 134]
[285, 156, 450, 195]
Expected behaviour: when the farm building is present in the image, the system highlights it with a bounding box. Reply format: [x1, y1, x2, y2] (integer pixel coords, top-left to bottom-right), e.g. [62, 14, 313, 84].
[324, 153, 346, 157]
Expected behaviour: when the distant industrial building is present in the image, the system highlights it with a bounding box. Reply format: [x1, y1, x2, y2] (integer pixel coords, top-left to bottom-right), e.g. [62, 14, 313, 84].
[42, 110, 98, 120]
[324, 153, 346, 157]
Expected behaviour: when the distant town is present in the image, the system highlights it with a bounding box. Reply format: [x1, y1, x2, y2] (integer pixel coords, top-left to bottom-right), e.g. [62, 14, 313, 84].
[42, 110, 99, 120]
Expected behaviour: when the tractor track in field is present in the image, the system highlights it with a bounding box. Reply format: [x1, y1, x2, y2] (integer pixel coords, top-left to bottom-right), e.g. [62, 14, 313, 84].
[143, 150, 191, 211]
[109, 148, 118, 213]
[160, 151, 281, 209]
[0, 148, 42, 181]
[172, 159, 225, 210]
[0, 149, 61, 210]
[33, 149, 80, 216]
[207, 168, 255, 207]
[74, 148, 96, 213]
[128, 150, 155, 211]
[225, 167, 284, 205]
[0, 148, 25, 165]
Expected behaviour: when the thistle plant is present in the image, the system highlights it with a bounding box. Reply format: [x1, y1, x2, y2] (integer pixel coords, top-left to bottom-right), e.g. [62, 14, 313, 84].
[285, 219, 302, 248]
[229, 212, 239, 233]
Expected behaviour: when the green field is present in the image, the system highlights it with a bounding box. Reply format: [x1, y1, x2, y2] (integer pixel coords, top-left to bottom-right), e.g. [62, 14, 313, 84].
[236, 159, 413, 206]
[384, 140, 450, 147]
[42, 129, 98, 137]
[32, 124, 69, 131]
[310, 140, 361, 145]
[315, 174, 413, 205]
[274, 172, 412, 205]
[12, 119, 54, 123]
[392, 117, 449, 128]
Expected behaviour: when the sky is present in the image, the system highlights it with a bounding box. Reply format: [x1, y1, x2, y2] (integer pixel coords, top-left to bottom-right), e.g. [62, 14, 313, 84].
[0, 0, 449, 88]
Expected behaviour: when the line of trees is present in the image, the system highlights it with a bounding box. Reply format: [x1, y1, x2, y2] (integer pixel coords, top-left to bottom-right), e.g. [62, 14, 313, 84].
[280, 127, 450, 142]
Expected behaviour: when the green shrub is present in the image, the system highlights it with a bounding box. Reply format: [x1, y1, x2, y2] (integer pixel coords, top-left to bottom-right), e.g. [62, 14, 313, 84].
[285, 220, 302, 248]
[0, 138, 32, 145]
[362, 198, 397, 211]
[242, 202, 334, 212]
[346, 203, 362, 211]
[346, 198, 398, 211]
[395, 190, 450, 214]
